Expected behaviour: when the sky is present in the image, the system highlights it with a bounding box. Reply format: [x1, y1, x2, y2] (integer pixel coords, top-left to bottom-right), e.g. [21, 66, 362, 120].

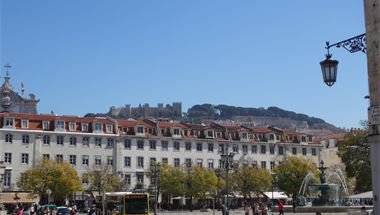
[0, 0, 369, 129]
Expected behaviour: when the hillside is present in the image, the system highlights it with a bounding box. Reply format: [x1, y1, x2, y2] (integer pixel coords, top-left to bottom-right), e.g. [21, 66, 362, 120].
[185, 104, 341, 132]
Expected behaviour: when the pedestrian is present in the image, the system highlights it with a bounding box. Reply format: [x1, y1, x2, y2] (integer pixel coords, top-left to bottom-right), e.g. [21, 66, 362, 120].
[221, 204, 228, 215]
[278, 201, 284, 215]
[244, 205, 250, 215]
[292, 200, 296, 213]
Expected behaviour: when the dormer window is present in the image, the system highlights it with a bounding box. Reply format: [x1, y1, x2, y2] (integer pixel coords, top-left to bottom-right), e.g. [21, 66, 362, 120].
[4, 117, 14, 128]
[21, 119, 29, 129]
[137, 126, 144, 134]
[207, 130, 214, 138]
[94, 122, 102, 133]
[69, 122, 76, 131]
[55, 120, 65, 130]
[173, 128, 180, 135]
[301, 136, 306, 142]
[106, 124, 113, 133]
[82, 123, 89, 132]
[241, 132, 248, 139]
[43, 121, 50, 130]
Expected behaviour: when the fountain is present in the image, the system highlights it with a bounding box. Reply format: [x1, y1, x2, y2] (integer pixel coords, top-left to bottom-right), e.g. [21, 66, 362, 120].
[298, 160, 349, 206]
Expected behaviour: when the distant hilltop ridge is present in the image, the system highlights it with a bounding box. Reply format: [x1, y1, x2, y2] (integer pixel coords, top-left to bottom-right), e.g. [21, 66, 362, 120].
[85, 103, 341, 133]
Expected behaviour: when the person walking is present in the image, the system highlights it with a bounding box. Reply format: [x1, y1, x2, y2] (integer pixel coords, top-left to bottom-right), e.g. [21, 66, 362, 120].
[278, 201, 284, 215]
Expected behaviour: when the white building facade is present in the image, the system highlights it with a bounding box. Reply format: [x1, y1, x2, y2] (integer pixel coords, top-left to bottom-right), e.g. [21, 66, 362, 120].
[0, 113, 322, 192]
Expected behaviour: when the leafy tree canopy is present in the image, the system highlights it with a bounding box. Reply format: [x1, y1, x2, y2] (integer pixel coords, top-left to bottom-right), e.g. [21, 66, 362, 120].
[17, 159, 83, 204]
[273, 156, 318, 197]
[337, 127, 371, 193]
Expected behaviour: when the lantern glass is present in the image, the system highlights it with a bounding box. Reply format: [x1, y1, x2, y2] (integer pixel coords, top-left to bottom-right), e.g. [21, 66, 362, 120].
[320, 55, 339, 87]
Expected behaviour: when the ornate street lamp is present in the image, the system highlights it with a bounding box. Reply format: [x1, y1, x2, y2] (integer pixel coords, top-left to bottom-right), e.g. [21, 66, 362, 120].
[320, 45, 339, 87]
[150, 162, 161, 215]
[320, 33, 366, 87]
[220, 151, 234, 214]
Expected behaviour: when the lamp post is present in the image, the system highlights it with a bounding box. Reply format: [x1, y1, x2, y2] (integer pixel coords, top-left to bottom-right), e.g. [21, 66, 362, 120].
[0, 161, 6, 214]
[319, 0, 380, 212]
[271, 173, 276, 215]
[150, 162, 161, 215]
[220, 150, 234, 215]
[215, 168, 222, 209]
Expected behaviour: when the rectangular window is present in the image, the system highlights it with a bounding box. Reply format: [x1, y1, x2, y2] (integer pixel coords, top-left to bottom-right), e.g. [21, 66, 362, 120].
[124, 139, 131, 149]
[219, 144, 225, 154]
[5, 117, 14, 127]
[95, 155, 102, 165]
[43, 154, 50, 160]
[174, 158, 180, 167]
[70, 136, 77, 146]
[137, 157, 144, 168]
[186, 158, 192, 168]
[207, 130, 213, 138]
[137, 174, 144, 184]
[233, 144, 238, 153]
[301, 136, 307, 142]
[242, 132, 248, 139]
[150, 140, 156, 150]
[94, 122, 102, 132]
[22, 134, 30, 144]
[173, 128, 180, 135]
[251, 145, 257, 154]
[82, 155, 89, 166]
[208, 159, 214, 169]
[292, 147, 297, 155]
[302, 148, 307, 156]
[21, 119, 29, 129]
[43, 135, 50, 145]
[106, 124, 113, 133]
[56, 120, 65, 130]
[243, 145, 248, 153]
[137, 140, 144, 149]
[261, 161, 266, 169]
[196, 159, 203, 167]
[56, 154, 63, 163]
[173, 141, 180, 151]
[196, 143, 203, 151]
[82, 173, 89, 184]
[150, 157, 156, 166]
[107, 156, 113, 165]
[124, 157, 131, 167]
[95, 138, 102, 147]
[208, 143, 214, 152]
[270, 145, 275, 155]
[185, 142, 192, 151]
[161, 141, 168, 150]
[162, 157, 168, 164]
[69, 155, 76, 165]
[82, 123, 89, 132]
[69, 122, 76, 131]
[312, 148, 317, 156]
[57, 136, 64, 145]
[270, 161, 275, 170]
[260, 145, 266, 154]
[107, 138, 114, 148]
[43, 121, 50, 130]
[82, 137, 89, 146]
[4, 171, 11, 187]
[278, 146, 284, 155]
[137, 126, 144, 134]
[5, 134, 13, 143]
[4, 153, 12, 164]
[124, 174, 131, 185]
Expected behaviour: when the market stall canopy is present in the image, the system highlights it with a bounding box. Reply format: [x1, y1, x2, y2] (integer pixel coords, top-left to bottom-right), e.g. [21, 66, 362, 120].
[263, 192, 288, 200]
[2, 192, 38, 204]
[348, 191, 373, 199]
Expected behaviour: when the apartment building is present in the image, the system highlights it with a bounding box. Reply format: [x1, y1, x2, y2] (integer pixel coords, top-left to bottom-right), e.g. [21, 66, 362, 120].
[0, 112, 322, 191]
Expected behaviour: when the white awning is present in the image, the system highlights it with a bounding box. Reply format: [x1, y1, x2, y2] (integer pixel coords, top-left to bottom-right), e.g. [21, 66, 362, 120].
[348, 191, 373, 199]
[263, 192, 288, 200]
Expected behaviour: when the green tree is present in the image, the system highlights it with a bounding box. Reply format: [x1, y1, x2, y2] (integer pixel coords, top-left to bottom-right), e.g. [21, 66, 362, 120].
[273, 156, 318, 197]
[232, 166, 272, 200]
[17, 159, 83, 204]
[337, 127, 371, 192]
[160, 164, 186, 197]
[87, 164, 122, 194]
